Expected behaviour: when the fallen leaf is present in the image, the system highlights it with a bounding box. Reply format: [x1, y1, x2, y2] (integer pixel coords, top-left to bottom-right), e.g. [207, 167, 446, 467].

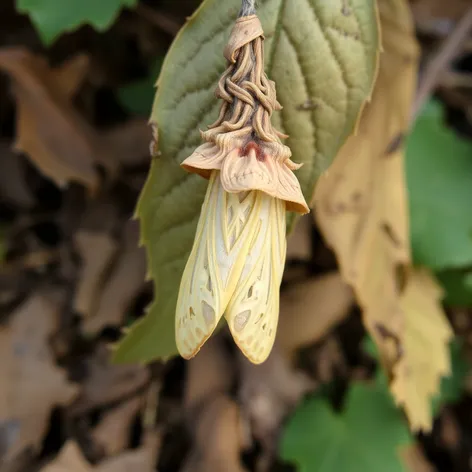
[439, 409, 461, 453]
[182, 396, 248, 472]
[238, 347, 314, 456]
[0, 294, 78, 460]
[277, 272, 353, 359]
[40, 431, 160, 472]
[0, 143, 35, 208]
[184, 335, 234, 412]
[182, 335, 247, 472]
[96, 431, 160, 472]
[113, 0, 380, 363]
[73, 231, 119, 318]
[40, 441, 91, 472]
[0, 48, 114, 191]
[390, 269, 453, 431]
[400, 443, 435, 472]
[92, 396, 142, 456]
[70, 344, 149, 415]
[310, 336, 347, 385]
[82, 221, 146, 335]
[315, 0, 452, 431]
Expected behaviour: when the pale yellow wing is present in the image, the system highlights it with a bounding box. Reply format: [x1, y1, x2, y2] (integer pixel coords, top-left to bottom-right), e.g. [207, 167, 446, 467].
[175, 171, 263, 359]
[224, 193, 286, 364]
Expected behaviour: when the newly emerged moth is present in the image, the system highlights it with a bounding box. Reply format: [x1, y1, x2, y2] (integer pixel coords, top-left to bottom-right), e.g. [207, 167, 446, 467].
[175, 10, 309, 364]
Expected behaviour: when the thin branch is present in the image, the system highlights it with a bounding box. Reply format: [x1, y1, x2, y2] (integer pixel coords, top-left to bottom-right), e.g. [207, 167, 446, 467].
[239, 0, 256, 17]
[413, 7, 472, 120]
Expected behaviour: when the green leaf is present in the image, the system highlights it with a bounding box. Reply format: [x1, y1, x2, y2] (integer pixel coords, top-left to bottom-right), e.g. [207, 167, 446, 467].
[16, 0, 138, 45]
[436, 269, 472, 306]
[280, 382, 411, 472]
[118, 59, 164, 116]
[113, 0, 379, 363]
[406, 100, 472, 270]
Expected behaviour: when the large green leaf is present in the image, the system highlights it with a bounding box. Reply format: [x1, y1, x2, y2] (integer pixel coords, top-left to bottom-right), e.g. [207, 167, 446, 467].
[113, 0, 379, 363]
[280, 381, 411, 472]
[406, 100, 472, 270]
[16, 0, 137, 45]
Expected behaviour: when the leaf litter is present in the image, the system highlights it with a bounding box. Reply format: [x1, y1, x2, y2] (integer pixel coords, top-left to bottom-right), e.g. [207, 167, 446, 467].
[315, 0, 453, 432]
[0, 0, 472, 471]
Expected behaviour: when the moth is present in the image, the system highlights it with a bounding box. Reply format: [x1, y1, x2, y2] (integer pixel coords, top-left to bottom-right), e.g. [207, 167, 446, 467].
[175, 13, 309, 364]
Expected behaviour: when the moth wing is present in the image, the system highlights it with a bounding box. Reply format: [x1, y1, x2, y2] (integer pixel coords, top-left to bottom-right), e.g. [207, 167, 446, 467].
[224, 194, 286, 364]
[176, 173, 262, 359]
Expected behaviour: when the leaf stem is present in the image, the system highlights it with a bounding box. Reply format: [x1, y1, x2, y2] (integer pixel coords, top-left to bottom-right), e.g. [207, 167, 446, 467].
[239, 0, 256, 17]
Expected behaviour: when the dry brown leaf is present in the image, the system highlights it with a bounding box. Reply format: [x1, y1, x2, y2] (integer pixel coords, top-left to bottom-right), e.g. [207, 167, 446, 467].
[310, 336, 347, 385]
[40, 432, 160, 472]
[277, 272, 353, 359]
[92, 396, 142, 456]
[182, 337, 247, 472]
[237, 347, 314, 456]
[315, 0, 452, 431]
[101, 119, 153, 167]
[400, 443, 435, 472]
[0, 143, 35, 208]
[181, 396, 248, 472]
[0, 48, 115, 191]
[40, 441, 92, 472]
[73, 231, 119, 317]
[82, 221, 146, 335]
[0, 294, 78, 460]
[184, 335, 234, 411]
[96, 431, 160, 472]
[70, 344, 149, 415]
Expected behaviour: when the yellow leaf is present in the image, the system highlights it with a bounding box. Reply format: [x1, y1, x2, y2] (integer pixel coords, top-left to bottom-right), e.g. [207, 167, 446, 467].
[315, 0, 452, 431]
[392, 269, 453, 431]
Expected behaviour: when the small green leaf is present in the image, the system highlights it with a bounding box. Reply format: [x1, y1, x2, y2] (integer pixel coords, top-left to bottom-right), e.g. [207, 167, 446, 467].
[406, 100, 472, 270]
[437, 269, 472, 306]
[280, 382, 411, 472]
[16, 0, 138, 45]
[118, 59, 164, 116]
[113, 0, 379, 363]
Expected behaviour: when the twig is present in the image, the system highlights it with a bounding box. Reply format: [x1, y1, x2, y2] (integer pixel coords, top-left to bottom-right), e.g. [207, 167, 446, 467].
[413, 7, 472, 120]
[136, 4, 181, 36]
[240, 0, 256, 17]
[440, 70, 472, 89]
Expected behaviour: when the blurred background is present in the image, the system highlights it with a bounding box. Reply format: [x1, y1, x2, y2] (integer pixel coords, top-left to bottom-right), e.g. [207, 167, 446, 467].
[1, 0, 472, 471]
